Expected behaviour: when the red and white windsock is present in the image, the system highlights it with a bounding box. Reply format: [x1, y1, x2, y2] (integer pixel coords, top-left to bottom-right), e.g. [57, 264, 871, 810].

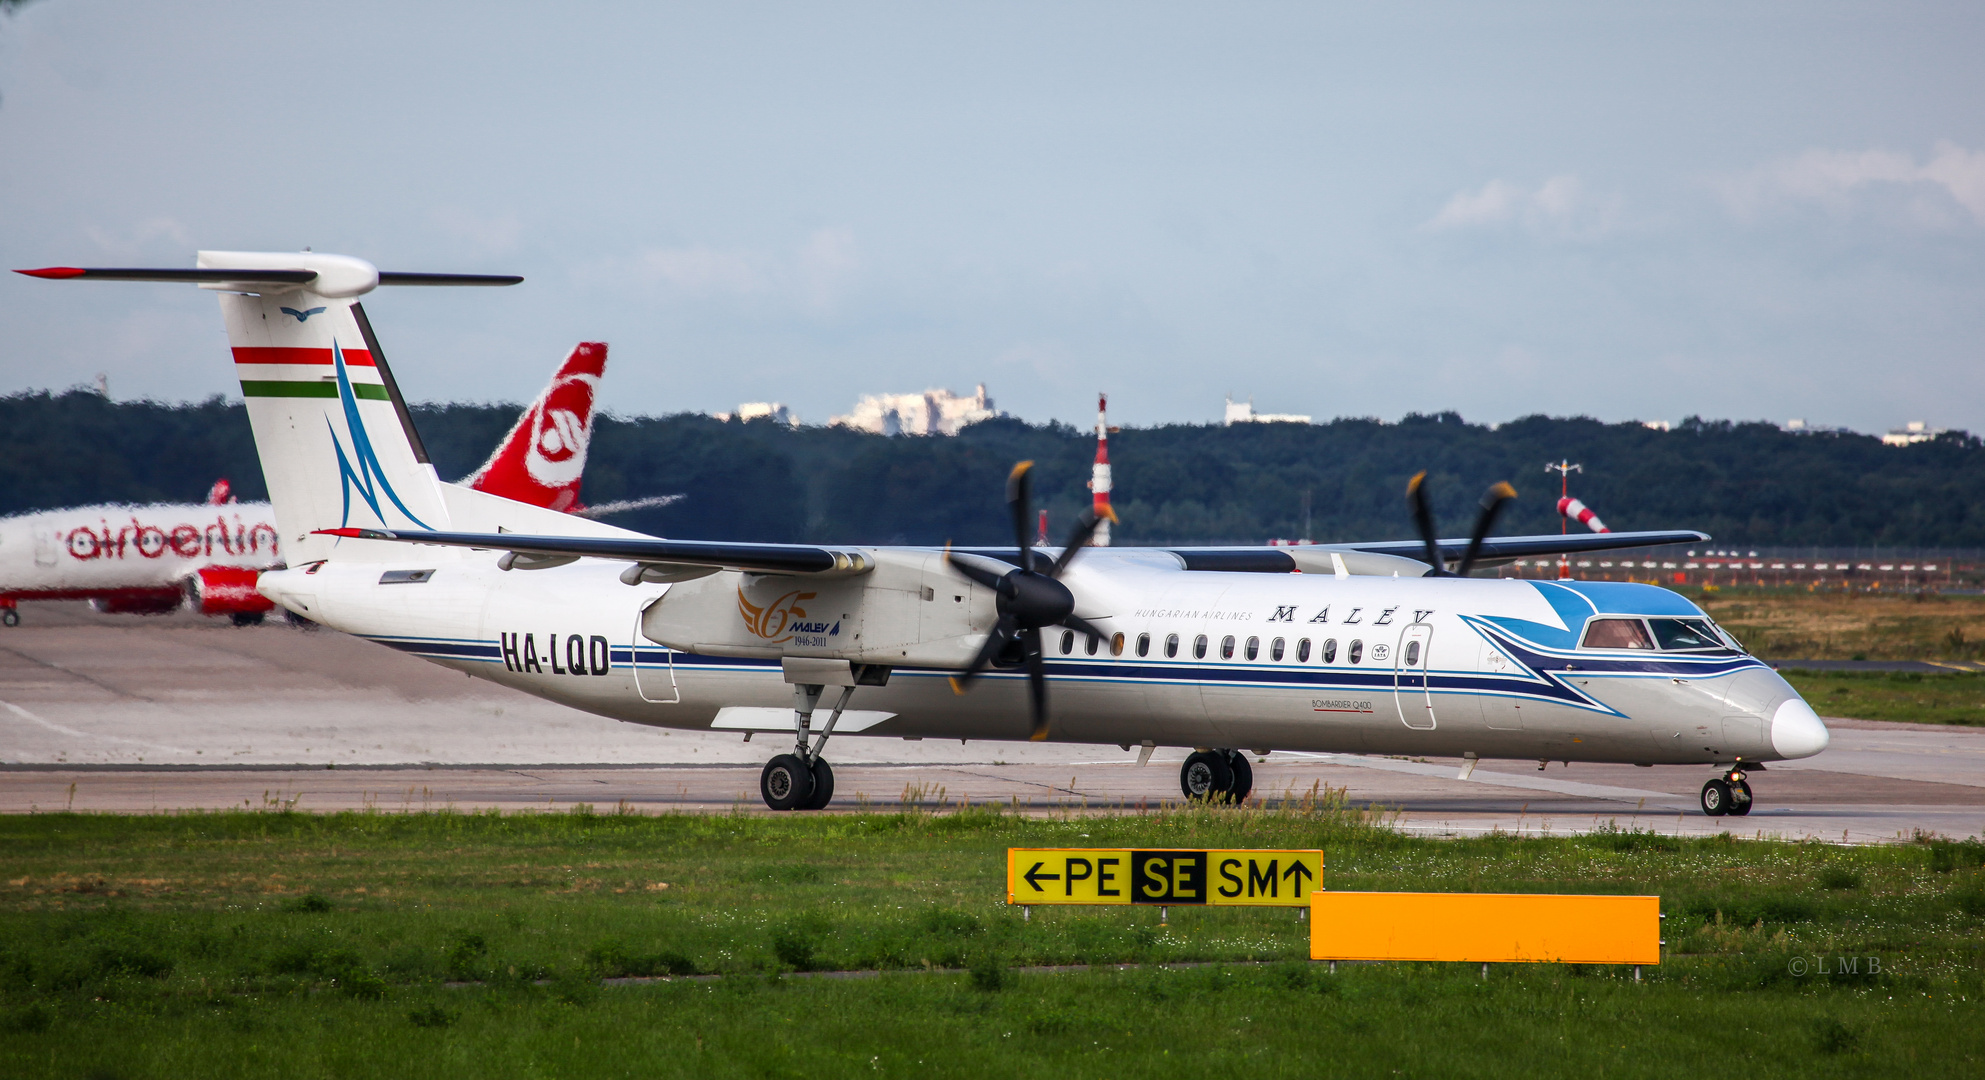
[1557, 496, 1610, 534]
[1088, 393, 1113, 546]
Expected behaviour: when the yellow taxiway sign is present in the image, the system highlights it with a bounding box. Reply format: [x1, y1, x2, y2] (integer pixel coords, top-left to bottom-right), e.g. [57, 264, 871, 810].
[1007, 848, 1322, 906]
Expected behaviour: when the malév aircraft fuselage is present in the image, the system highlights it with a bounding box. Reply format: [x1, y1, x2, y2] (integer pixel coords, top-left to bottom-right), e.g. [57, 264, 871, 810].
[266, 538, 1823, 772]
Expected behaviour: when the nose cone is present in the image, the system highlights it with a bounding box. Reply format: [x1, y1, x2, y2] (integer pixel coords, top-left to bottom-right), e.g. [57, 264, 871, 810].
[1771, 696, 1831, 759]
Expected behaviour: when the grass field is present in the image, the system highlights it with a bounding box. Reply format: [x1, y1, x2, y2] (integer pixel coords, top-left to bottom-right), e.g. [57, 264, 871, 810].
[1692, 588, 1985, 662]
[1781, 670, 1985, 726]
[3, 800, 1984, 1078]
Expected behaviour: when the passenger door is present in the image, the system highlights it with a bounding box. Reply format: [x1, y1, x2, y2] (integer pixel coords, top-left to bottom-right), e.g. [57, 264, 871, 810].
[1394, 624, 1436, 730]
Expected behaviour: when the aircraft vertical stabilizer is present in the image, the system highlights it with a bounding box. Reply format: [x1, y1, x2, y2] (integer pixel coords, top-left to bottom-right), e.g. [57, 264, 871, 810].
[464, 342, 607, 512]
[204, 252, 451, 564]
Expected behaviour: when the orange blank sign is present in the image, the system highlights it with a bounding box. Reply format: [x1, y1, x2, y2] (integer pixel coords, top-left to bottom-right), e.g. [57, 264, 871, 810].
[1311, 892, 1660, 964]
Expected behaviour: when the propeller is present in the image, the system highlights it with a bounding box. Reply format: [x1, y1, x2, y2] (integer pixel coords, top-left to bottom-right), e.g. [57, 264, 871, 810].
[947, 461, 1116, 740]
[1405, 471, 1518, 576]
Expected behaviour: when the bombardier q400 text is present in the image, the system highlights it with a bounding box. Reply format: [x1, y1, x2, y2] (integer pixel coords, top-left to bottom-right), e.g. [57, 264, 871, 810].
[21, 252, 1831, 817]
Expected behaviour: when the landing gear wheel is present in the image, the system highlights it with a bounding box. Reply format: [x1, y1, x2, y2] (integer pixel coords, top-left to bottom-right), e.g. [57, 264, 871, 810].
[1224, 751, 1254, 803]
[760, 754, 815, 811]
[0, 609, 17, 627]
[230, 612, 265, 627]
[1728, 778, 1754, 816]
[802, 758, 835, 810]
[1181, 750, 1233, 801]
[1700, 779, 1732, 817]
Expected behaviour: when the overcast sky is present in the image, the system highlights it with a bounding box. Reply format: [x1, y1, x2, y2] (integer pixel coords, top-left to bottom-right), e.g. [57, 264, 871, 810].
[2, 2, 1981, 433]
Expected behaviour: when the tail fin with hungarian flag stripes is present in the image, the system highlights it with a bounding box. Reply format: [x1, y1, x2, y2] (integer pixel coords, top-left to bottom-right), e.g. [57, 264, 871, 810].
[19, 251, 522, 564]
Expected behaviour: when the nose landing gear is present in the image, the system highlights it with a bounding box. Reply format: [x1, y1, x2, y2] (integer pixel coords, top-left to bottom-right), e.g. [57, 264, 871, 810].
[757, 682, 852, 811]
[1180, 749, 1254, 803]
[1700, 766, 1755, 817]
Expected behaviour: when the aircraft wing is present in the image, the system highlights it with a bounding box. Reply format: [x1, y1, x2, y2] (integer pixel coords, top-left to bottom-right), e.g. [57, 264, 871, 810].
[1343, 529, 1707, 564]
[315, 528, 870, 576]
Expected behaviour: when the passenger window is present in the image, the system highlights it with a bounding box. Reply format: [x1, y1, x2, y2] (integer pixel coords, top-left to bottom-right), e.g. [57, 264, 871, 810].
[1348, 639, 1363, 664]
[1060, 630, 1074, 655]
[1194, 634, 1209, 659]
[1321, 638, 1337, 663]
[1165, 633, 1179, 658]
[1244, 636, 1259, 661]
[1405, 640, 1421, 666]
[1220, 635, 1236, 660]
[1270, 637, 1285, 662]
[1297, 638, 1311, 662]
[1085, 633, 1100, 656]
[1648, 618, 1723, 651]
[1582, 618, 1654, 650]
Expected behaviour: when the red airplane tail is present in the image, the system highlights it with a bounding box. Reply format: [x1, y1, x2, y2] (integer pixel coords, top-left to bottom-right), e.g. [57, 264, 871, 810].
[465, 343, 607, 512]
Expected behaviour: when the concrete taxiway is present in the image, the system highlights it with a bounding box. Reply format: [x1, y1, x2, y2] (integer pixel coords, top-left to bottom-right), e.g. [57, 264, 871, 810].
[2, 603, 1980, 842]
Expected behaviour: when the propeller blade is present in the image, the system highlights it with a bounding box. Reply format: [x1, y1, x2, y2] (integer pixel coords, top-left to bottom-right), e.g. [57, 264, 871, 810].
[1021, 627, 1050, 741]
[1455, 482, 1518, 577]
[1051, 506, 1117, 577]
[945, 547, 1013, 591]
[1006, 461, 1036, 573]
[949, 615, 1018, 694]
[1406, 470, 1447, 575]
[1063, 614, 1111, 643]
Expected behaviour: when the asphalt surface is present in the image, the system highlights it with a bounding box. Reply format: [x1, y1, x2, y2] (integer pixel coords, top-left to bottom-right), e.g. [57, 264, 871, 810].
[2, 603, 1982, 843]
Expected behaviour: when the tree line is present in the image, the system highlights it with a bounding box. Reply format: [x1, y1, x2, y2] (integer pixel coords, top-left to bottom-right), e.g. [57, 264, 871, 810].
[6, 389, 1984, 548]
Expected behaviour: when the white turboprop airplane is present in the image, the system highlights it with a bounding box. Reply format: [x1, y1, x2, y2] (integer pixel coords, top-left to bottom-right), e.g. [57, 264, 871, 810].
[21, 251, 1831, 818]
[0, 336, 613, 626]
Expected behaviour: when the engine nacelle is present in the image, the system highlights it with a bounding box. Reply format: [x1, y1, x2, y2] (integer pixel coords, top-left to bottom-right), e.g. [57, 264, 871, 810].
[640, 548, 994, 668]
[188, 566, 276, 617]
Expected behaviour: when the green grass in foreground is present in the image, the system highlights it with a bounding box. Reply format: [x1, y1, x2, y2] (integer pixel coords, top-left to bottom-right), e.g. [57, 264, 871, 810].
[3, 801, 1984, 1078]
[1782, 669, 1985, 726]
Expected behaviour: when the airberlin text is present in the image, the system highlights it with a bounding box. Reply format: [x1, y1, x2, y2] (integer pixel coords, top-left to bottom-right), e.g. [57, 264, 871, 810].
[499, 632, 612, 676]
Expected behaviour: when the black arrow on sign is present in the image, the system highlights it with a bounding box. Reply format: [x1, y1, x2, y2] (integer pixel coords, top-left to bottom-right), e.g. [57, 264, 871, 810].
[1024, 862, 1060, 892]
[1282, 861, 1316, 892]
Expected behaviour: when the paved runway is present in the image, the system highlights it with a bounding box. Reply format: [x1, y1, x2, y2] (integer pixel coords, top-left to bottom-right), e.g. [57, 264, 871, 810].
[3, 603, 1981, 842]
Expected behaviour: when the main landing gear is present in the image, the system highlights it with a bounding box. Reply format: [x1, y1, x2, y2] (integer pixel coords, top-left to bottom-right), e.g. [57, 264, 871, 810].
[1700, 765, 1756, 817]
[1180, 749, 1254, 803]
[758, 682, 853, 811]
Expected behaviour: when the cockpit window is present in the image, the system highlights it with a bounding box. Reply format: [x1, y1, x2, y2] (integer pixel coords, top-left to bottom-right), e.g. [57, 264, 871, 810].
[1648, 618, 1726, 651]
[1581, 617, 1655, 650]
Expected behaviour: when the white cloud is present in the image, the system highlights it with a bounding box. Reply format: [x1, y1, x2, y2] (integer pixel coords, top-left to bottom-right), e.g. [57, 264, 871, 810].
[1720, 141, 1985, 225]
[637, 245, 766, 296]
[83, 217, 194, 257]
[429, 206, 522, 255]
[1423, 175, 1616, 238]
[629, 227, 861, 313]
[794, 227, 861, 314]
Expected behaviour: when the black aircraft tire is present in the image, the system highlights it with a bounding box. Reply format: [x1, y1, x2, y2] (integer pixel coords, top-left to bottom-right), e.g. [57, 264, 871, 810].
[803, 758, 835, 810]
[1700, 779, 1731, 817]
[1728, 779, 1754, 816]
[1224, 752, 1254, 803]
[0, 609, 17, 627]
[761, 754, 814, 811]
[1181, 751, 1232, 801]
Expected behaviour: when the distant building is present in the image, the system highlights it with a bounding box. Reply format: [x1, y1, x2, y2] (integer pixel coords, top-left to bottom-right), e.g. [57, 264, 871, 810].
[1882, 421, 1946, 447]
[1223, 395, 1311, 426]
[1783, 418, 1850, 435]
[1641, 419, 1672, 432]
[715, 402, 799, 427]
[830, 385, 1002, 436]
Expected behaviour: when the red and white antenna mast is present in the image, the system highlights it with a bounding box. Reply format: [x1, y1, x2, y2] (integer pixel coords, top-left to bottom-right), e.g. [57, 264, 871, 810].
[1545, 460, 1582, 579]
[1089, 392, 1113, 546]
